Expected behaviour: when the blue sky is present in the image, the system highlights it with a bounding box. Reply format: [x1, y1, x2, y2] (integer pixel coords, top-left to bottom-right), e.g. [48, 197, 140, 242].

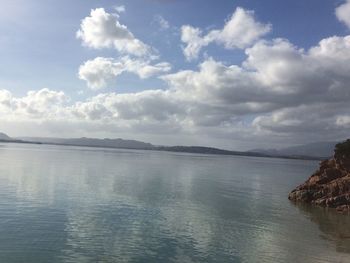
[1, 0, 346, 97]
[0, 0, 350, 150]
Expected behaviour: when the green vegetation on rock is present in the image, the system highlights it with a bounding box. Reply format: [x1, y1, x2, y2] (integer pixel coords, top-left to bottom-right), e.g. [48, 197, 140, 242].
[335, 139, 350, 157]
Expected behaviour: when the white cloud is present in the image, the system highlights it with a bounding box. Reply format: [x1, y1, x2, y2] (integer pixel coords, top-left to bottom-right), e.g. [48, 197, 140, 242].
[154, 15, 170, 30]
[0, 89, 69, 119]
[181, 26, 208, 61]
[336, 115, 350, 127]
[252, 102, 350, 143]
[336, 0, 350, 29]
[3, 32, 350, 147]
[0, 90, 13, 110]
[76, 8, 172, 90]
[70, 90, 183, 122]
[78, 57, 171, 90]
[211, 7, 272, 49]
[181, 7, 271, 60]
[126, 60, 172, 79]
[76, 8, 151, 56]
[3, 6, 350, 149]
[3, 33, 350, 147]
[114, 5, 126, 14]
[78, 57, 125, 90]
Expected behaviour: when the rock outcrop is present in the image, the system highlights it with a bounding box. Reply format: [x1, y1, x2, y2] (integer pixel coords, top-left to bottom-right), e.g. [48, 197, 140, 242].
[289, 139, 350, 212]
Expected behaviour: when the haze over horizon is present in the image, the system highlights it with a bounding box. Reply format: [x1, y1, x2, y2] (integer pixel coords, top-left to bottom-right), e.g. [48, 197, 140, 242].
[1, 0, 350, 150]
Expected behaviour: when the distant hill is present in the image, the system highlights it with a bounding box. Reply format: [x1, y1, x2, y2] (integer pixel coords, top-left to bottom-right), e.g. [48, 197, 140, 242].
[252, 141, 337, 159]
[0, 132, 11, 141]
[0, 132, 41, 145]
[13, 135, 326, 160]
[20, 137, 154, 150]
[155, 146, 269, 157]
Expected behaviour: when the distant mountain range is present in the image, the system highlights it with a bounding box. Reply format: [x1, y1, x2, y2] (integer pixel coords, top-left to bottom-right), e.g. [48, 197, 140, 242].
[19, 137, 154, 150]
[0, 131, 339, 160]
[0, 133, 41, 145]
[0, 132, 11, 140]
[19, 136, 272, 158]
[251, 141, 336, 159]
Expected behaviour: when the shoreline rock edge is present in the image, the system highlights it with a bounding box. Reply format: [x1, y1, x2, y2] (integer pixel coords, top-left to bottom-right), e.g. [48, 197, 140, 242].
[289, 139, 350, 213]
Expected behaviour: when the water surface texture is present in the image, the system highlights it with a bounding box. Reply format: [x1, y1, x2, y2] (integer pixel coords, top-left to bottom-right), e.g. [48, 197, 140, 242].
[0, 143, 349, 262]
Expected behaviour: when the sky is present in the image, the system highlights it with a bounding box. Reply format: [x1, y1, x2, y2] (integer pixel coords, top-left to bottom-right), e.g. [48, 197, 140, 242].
[0, 0, 350, 150]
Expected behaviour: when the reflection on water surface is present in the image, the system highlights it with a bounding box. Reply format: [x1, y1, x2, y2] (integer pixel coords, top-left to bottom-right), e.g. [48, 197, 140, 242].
[0, 143, 349, 262]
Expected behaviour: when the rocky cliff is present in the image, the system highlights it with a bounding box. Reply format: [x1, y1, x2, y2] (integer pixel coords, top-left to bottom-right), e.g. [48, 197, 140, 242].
[289, 139, 350, 212]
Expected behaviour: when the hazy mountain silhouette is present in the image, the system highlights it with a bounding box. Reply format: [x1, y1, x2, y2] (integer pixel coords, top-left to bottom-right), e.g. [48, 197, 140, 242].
[20, 137, 154, 150]
[252, 141, 337, 159]
[17, 136, 323, 160]
[0, 133, 328, 160]
[0, 132, 11, 141]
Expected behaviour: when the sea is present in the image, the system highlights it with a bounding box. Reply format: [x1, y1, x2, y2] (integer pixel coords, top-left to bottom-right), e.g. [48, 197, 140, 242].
[0, 143, 349, 263]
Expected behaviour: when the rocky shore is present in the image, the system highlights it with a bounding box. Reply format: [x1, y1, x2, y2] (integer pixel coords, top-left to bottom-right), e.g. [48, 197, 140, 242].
[289, 139, 350, 212]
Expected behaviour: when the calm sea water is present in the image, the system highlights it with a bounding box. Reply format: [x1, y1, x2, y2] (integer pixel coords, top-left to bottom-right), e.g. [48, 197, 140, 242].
[0, 143, 349, 263]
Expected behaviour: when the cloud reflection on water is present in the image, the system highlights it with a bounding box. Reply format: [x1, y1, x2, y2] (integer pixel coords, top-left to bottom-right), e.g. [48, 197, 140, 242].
[0, 143, 348, 262]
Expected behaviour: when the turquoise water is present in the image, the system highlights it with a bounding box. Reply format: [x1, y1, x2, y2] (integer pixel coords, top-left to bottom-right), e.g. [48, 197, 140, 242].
[0, 143, 349, 262]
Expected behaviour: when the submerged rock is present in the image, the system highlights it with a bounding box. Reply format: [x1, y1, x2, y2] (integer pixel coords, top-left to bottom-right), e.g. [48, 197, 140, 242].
[289, 139, 350, 212]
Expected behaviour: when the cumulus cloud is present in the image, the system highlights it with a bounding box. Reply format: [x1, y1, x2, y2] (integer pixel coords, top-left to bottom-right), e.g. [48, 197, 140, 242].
[0, 90, 13, 110]
[252, 102, 350, 143]
[181, 26, 207, 61]
[3, 5, 350, 149]
[164, 35, 350, 141]
[164, 36, 350, 108]
[3, 32, 350, 147]
[211, 7, 272, 49]
[78, 57, 171, 90]
[78, 57, 125, 90]
[181, 7, 271, 60]
[76, 8, 151, 56]
[0, 89, 69, 119]
[336, 0, 350, 29]
[70, 90, 184, 122]
[76, 8, 172, 90]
